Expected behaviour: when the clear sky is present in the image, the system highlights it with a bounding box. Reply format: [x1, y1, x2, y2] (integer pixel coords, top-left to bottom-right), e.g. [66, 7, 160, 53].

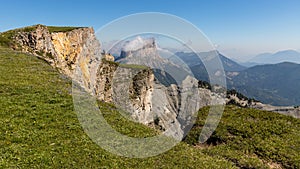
[1, 0, 299, 61]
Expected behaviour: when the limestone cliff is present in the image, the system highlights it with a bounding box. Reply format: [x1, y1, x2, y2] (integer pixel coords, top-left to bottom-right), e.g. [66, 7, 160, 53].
[94, 59, 118, 102]
[9, 25, 298, 142]
[117, 36, 166, 69]
[13, 24, 101, 92]
[12, 28, 216, 138]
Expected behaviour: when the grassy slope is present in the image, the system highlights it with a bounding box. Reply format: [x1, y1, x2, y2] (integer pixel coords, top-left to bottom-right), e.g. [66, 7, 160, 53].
[0, 25, 81, 48]
[0, 47, 299, 168]
[0, 47, 235, 168]
[184, 106, 300, 168]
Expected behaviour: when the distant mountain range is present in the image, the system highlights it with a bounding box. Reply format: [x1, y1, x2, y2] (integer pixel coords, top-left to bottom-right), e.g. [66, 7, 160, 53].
[175, 51, 246, 82]
[112, 36, 300, 106]
[1, 25, 300, 168]
[176, 51, 246, 71]
[242, 50, 300, 66]
[174, 51, 300, 106]
[228, 62, 300, 106]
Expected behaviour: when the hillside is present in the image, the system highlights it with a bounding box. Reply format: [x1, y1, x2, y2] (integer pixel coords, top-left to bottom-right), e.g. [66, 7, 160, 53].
[175, 51, 246, 72]
[0, 46, 299, 168]
[175, 51, 246, 82]
[185, 106, 300, 168]
[0, 47, 236, 168]
[229, 62, 300, 106]
[174, 50, 300, 106]
[1, 26, 300, 168]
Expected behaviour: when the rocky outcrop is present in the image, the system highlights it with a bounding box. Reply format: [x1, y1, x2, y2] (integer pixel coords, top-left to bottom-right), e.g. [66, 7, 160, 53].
[111, 67, 205, 139]
[13, 24, 101, 92]
[13, 25, 56, 63]
[11, 26, 299, 142]
[129, 69, 154, 123]
[102, 53, 115, 62]
[110, 66, 156, 125]
[225, 89, 300, 118]
[117, 36, 165, 69]
[250, 102, 300, 118]
[94, 59, 118, 102]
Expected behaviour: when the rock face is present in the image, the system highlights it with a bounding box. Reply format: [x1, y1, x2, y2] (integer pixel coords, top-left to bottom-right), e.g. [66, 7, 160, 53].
[94, 59, 118, 102]
[110, 66, 208, 139]
[117, 36, 165, 68]
[250, 102, 300, 118]
[128, 69, 154, 123]
[226, 89, 300, 118]
[116, 36, 191, 81]
[99, 36, 227, 139]
[14, 25, 56, 63]
[13, 24, 101, 92]
[12, 26, 298, 141]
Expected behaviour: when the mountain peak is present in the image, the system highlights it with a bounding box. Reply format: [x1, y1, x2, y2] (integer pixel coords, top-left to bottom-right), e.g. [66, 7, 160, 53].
[122, 36, 156, 52]
[117, 36, 162, 65]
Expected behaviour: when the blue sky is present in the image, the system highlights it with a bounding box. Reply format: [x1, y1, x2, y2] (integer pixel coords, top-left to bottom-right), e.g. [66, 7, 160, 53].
[1, 0, 300, 60]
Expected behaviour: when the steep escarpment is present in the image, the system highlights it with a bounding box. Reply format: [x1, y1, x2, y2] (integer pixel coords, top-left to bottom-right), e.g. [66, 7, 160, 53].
[109, 37, 226, 138]
[6, 24, 101, 92]
[128, 68, 154, 122]
[118, 36, 157, 61]
[5, 25, 298, 141]
[1, 25, 300, 168]
[117, 36, 166, 69]
[95, 59, 119, 102]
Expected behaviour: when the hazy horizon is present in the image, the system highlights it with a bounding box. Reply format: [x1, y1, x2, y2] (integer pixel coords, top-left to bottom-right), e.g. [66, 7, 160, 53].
[1, 0, 300, 61]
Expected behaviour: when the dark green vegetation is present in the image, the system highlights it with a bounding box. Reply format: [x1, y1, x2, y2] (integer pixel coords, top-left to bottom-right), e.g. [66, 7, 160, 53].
[229, 62, 300, 106]
[119, 63, 148, 70]
[0, 29, 22, 48]
[1, 47, 299, 168]
[47, 26, 83, 33]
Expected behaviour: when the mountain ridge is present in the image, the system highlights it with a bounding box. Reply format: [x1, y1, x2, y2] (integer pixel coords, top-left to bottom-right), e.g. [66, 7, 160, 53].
[3, 26, 299, 114]
[248, 49, 300, 65]
[1, 25, 300, 168]
[229, 62, 300, 106]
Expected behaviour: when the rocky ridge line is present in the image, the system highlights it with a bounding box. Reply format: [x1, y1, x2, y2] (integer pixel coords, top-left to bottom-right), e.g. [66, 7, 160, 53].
[6, 25, 299, 139]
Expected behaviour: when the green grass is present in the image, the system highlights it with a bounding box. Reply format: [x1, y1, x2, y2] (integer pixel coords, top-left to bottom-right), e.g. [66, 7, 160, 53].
[1, 46, 299, 168]
[47, 26, 83, 33]
[119, 63, 148, 70]
[102, 58, 120, 67]
[97, 101, 159, 138]
[184, 106, 300, 168]
[0, 25, 37, 47]
[0, 47, 236, 168]
[0, 29, 22, 48]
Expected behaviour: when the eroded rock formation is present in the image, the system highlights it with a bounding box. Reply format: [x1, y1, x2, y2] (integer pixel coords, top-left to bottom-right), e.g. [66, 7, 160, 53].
[13, 24, 101, 92]
[11, 25, 298, 141]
